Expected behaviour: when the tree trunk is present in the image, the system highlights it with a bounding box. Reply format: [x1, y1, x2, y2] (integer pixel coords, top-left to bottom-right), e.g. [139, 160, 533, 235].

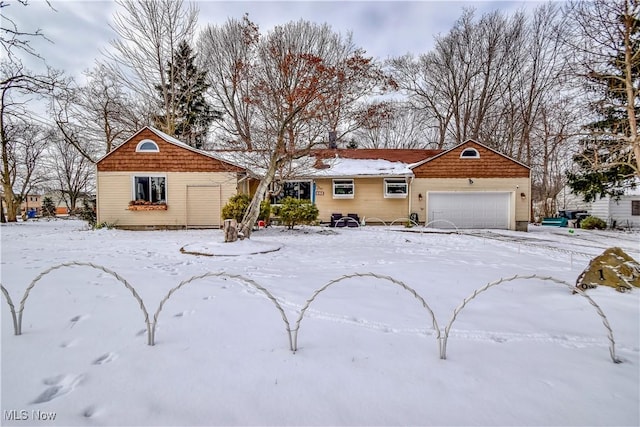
[237, 154, 281, 240]
[223, 219, 239, 242]
[1, 184, 18, 222]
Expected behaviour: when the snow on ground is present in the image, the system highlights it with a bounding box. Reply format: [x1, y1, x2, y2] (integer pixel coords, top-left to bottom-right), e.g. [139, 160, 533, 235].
[1, 219, 638, 426]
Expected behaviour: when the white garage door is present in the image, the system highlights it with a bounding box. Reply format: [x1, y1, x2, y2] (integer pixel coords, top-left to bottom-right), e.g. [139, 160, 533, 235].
[427, 192, 510, 229]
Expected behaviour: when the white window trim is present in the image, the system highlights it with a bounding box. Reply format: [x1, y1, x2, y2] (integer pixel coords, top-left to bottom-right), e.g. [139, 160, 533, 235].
[131, 174, 167, 203]
[460, 148, 480, 158]
[332, 179, 354, 199]
[136, 139, 159, 152]
[384, 178, 408, 198]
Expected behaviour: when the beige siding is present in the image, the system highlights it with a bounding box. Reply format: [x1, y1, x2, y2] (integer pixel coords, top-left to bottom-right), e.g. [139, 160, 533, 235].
[97, 171, 238, 228]
[313, 178, 409, 223]
[186, 186, 221, 227]
[411, 178, 531, 229]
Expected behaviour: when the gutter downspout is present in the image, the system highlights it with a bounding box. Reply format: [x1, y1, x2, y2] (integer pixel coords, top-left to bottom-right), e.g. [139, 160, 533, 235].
[408, 176, 414, 220]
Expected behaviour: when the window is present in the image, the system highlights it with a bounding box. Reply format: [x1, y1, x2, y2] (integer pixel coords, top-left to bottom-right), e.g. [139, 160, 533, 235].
[460, 148, 480, 158]
[333, 179, 354, 198]
[136, 139, 159, 152]
[270, 181, 312, 204]
[133, 176, 166, 203]
[632, 200, 640, 216]
[384, 179, 408, 198]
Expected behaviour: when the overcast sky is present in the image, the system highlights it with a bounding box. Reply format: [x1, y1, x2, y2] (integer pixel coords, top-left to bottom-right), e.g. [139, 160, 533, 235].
[9, 0, 547, 81]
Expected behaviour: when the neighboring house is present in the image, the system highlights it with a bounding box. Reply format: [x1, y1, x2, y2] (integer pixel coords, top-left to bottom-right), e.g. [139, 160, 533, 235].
[589, 193, 640, 230]
[555, 185, 592, 213]
[20, 194, 42, 216]
[96, 127, 246, 229]
[96, 129, 531, 231]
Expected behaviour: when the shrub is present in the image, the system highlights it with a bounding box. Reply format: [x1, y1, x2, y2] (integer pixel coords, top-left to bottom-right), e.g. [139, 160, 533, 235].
[78, 197, 97, 228]
[258, 199, 271, 222]
[272, 197, 319, 229]
[222, 194, 271, 224]
[222, 194, 250, 222]
[580, 215, 607, 230]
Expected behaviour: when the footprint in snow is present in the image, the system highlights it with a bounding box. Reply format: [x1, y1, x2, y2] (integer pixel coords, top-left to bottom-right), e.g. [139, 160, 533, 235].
[174, 310, 195, 317]
[92, 352, 118, 365]
[32, 374, 85, 404]
[69, 315, 89, 328]
[82, 405, 102, 418]
[60, 339, 79, 348]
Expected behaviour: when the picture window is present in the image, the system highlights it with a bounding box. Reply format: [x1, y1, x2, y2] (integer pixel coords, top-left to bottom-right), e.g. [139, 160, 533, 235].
[133, 176, 166, 203]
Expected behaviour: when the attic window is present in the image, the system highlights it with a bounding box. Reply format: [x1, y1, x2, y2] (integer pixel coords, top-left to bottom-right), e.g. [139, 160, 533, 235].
[136, 139, 159, 152]
[460, 148, 479, 158]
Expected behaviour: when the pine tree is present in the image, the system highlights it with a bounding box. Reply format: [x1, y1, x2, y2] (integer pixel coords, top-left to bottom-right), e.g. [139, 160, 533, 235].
[155, 40, 221, 148]
[41, 196, 56, 217]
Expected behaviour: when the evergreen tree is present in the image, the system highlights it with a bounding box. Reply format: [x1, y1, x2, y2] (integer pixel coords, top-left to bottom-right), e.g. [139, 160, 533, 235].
[567, 1, 640, 201]
[155, 40, 221, 148]
[41, 196, 56, 217]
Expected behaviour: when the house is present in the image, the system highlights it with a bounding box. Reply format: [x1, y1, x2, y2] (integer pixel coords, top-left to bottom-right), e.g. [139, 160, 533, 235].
[589, 193, 640, 230]
[96, 129, 531, 231]
[264, 140, 530, 231]
[95, 127, 246, 229]
[411, 140, 531, 231]
[288, 148, 440, 225]
[20, 194, 42, 217]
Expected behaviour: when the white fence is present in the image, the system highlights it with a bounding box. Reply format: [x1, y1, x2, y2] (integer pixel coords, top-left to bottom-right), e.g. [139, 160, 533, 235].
[1, 263, 622, 364]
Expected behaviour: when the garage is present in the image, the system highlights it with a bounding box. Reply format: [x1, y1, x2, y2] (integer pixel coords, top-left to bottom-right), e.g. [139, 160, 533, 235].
[427, 192, 511, 229]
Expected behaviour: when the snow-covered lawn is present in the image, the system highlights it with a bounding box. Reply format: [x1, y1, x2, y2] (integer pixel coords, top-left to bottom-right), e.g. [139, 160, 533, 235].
[1, 219, 639, 426]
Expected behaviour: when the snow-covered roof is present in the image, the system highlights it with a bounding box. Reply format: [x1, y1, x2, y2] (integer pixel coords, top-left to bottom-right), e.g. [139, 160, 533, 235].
[303, 157, 413, 178]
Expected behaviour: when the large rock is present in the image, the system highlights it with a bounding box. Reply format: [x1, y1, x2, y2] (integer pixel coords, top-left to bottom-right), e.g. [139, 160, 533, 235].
[576, 247, 640, 293]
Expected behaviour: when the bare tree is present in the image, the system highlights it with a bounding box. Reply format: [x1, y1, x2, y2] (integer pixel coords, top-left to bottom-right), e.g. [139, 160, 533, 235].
[1, 60, 60, 222]
[0, 0, 53, 62]
[351, 100, 435, 148]
[197, 14, 259, 150]
[45, 131, 94, 213]
[199, 17, 386, 238]
[564, 0, 639, 200]
[105, 0, 198, 136]
[50, 64, 141, 163]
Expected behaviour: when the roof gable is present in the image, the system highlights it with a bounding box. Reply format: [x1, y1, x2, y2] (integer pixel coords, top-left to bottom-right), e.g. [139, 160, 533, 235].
[412, 140, 530, 179]
[97, 127, 244, 173]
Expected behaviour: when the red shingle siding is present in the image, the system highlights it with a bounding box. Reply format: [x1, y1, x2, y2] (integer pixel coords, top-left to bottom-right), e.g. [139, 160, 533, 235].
[412, 141, 529, 179]
[97, 129, 242, 173]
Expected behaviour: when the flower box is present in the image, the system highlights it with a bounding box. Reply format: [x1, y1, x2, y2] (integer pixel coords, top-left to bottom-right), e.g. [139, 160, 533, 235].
[127, 204, 167, 211]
